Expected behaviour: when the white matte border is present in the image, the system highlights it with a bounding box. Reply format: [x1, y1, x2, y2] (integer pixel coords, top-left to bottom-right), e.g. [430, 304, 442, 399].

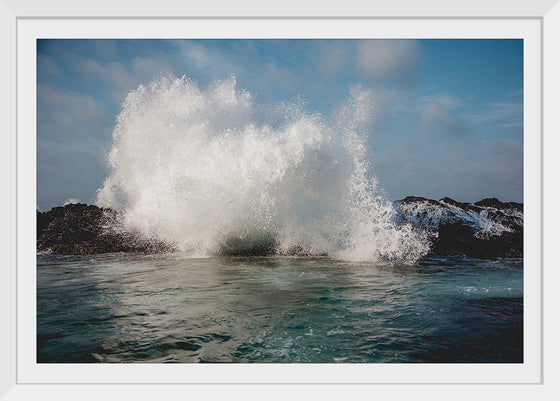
[2, 0, 559, 399]
[17, 17, 541, 385]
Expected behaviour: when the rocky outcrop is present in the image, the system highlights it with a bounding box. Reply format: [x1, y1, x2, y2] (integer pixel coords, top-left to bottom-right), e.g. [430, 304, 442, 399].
[37, 203, 174, 255]
[395, 196, 523, 258]
[37, 198, 523, 259]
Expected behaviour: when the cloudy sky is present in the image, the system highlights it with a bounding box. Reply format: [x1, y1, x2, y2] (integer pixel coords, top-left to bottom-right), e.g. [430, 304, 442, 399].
[37, 39, 523, 211]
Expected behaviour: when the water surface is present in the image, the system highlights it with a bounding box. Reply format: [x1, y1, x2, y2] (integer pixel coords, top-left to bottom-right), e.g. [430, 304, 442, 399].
[37, 253, 523, 363]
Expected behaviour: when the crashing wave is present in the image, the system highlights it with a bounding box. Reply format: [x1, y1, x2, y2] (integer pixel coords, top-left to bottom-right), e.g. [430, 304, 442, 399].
[95, 74, 430, 263]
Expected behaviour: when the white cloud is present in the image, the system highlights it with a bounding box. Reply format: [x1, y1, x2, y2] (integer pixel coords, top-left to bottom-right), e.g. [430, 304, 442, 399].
[311, 41, 352, 76]
[173, 41, 312, 105]
[467, 101, 523, 128]
[420, 102, 470, 138]
[252, 62, 303, 98]
[175, 41, 243, 81]
[67, 53, 172, 104]
[356, 40, 419, 83]
[420, 92, 462, 109]
[37, 84, 112, 142]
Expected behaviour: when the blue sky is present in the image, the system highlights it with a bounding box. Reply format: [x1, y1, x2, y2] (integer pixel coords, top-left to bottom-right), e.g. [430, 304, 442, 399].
[37, 39, 523, 211]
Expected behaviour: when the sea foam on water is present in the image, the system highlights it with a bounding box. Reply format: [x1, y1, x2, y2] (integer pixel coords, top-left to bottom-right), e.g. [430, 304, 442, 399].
[96, 74, 429, 263]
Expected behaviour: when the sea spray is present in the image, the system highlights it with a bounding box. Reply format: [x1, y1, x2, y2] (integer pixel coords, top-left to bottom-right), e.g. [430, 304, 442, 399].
[96, 74, 430, 262]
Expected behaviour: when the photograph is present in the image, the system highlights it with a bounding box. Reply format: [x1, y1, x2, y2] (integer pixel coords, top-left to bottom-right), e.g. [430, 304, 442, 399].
[36, 38, 524, 364]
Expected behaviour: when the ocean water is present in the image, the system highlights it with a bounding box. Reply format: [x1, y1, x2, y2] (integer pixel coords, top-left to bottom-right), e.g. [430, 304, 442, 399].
[37, 253, 522, 363]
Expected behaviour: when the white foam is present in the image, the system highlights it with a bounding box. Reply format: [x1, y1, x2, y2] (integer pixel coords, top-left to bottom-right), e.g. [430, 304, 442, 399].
[63, 198, 81, 206]
[96, 74, 429, 263]
[397, 199, 522, 239]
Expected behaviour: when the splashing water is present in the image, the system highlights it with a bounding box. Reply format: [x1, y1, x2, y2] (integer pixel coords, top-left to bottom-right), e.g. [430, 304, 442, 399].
[96, 74, 429, 262]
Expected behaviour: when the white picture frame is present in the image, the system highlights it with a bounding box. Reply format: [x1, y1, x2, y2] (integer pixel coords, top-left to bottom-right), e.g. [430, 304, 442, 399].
[2, 0, 559, 399]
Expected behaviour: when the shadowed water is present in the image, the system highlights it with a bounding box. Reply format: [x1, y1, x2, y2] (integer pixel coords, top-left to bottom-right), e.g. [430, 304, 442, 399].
[37, 253, 522, 363]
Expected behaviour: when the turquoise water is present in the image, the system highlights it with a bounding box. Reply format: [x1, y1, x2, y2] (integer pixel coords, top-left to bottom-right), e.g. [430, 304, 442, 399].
[37, 253, 523, 363]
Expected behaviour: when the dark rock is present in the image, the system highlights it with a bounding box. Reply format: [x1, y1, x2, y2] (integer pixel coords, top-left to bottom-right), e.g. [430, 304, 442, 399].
[474, 197, 523, 212]
[473, 197, 503, 209]
[37, 203, 175, 255]
[439, 197, 484, 214]
[395, 196, 523, 259]
[219, 232, 278, 256]
[399, 196, 439, 206]
[38, 197, 524, 259]
[429, 222, 523, 259]
[440, 197, 469, 208]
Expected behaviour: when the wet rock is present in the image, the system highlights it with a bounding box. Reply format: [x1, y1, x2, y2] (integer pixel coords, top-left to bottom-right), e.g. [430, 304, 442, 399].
[429, 221, 523, 259]
[38, 198, 524, 259]
[474, 197, 523, 212]
[37, 203, 174, 255]
[395, 196, 523, 259]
